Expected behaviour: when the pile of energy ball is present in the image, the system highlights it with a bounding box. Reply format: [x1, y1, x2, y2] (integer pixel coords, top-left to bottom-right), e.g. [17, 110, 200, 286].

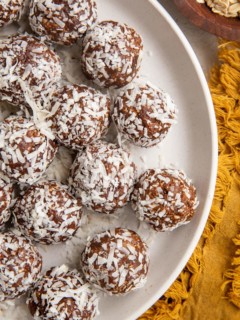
[0, 1, 199, 319]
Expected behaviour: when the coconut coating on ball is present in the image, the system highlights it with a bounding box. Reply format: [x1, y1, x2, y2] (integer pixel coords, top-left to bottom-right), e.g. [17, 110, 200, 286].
[0, 177, 14, 229]
[27, 265, 99, 320]
[13, 180, 82, 244]
[0, 115, 58, 184]
[131, 168, 199, 232]
[69, 141, 136, 214]
[81, 228, 149, 295]
[0, 0, 25, 28]
[81, 20, 143, 89]
[113, 81, 177, 148]
[50, 84, 111, 151]
[0, 231, 42, 301]
[29, 0, 97, 46]
[0, 34, 62, 108]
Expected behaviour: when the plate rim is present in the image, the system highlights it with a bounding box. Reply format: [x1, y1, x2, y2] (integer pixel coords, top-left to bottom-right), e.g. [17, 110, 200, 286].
[130, 0, 218, 318]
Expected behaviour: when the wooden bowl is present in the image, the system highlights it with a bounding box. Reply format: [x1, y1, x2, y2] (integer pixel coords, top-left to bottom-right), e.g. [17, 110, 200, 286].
[173, 0, 240, 40]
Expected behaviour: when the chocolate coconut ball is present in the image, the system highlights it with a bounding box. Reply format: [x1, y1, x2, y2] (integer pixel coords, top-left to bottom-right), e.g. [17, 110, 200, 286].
[113, 81, 177, 147]
[0, 34, 62, 108]
[13, 180, 82, 244]
[0, 231, 42, 301]
[81, 20, 143, 89]
[0, 177, 14, 229]
[27, 265, 99, 320]
[0, 0, 25, 28]
[69, 141, 136, 214]
[0, 115, 58, 184]
[29, 0, 97, 46]
[50, 84, 111, 150]
[81, 228, 149, 295]
[131, 168, 199, 232]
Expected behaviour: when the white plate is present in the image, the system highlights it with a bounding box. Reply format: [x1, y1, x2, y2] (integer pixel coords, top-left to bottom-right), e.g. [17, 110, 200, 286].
[83, 0, 218, 318]
[1, 0, 218, 319]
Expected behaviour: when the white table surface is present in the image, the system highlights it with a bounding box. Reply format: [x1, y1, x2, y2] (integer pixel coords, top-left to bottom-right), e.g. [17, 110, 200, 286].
[158, 0, 218, 75]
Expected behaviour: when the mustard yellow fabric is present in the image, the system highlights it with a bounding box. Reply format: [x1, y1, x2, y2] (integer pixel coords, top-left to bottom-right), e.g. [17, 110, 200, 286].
[140, 41, 240, 320]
